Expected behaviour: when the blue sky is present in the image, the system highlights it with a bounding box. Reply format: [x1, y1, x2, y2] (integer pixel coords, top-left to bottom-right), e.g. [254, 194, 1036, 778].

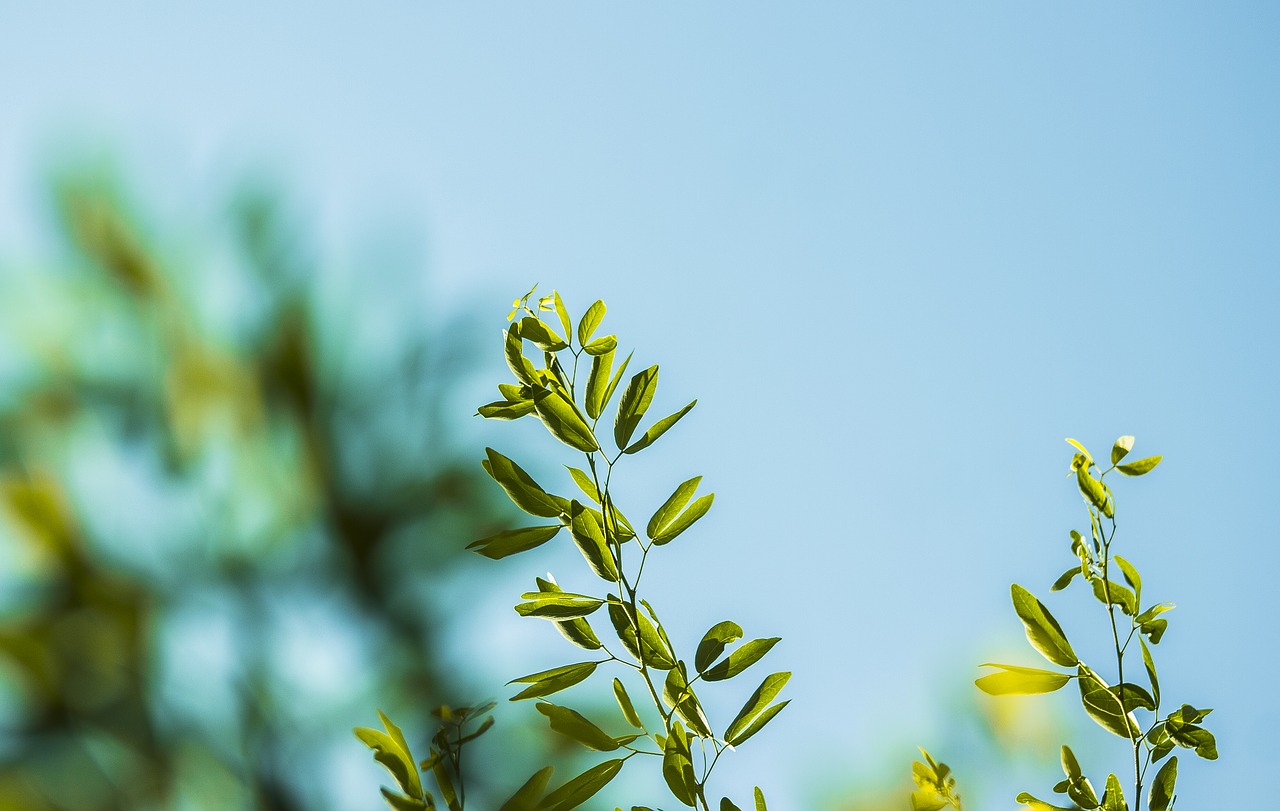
[3, 3, 1278, 807]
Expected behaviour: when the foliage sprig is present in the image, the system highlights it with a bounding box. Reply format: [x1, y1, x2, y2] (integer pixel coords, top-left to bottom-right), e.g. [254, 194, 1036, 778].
[970, 436, 1217, 811]
[358, 286, 787, 811]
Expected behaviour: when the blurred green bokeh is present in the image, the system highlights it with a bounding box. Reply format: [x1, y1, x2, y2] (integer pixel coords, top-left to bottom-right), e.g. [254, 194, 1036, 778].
[0, 163, 513, 810]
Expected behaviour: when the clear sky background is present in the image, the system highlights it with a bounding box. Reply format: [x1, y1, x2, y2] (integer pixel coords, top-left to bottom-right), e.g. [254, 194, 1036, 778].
[3, 3, 1278, 808]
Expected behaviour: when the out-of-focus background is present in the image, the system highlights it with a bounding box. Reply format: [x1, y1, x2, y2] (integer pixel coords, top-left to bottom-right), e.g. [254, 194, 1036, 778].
[1, 5, 1277, 809]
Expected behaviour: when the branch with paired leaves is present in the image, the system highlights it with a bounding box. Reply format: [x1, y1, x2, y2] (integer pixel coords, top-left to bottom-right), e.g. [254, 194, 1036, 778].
[966, 436, 1217, 811]
[358, 286, 787, 811]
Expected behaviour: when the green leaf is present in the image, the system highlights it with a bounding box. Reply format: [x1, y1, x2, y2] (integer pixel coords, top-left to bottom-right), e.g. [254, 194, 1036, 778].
[533, 387, 600, 452]
[1148, 756, 1177, 811]
[501, 766, 555, 811]
[1111, 435, 1134, 465]
[565, 467, 601, 503]
[695, 621, 744, 673]
[1060, 745, 1081, 780]
[725, 672, 791, 745]
[1091, 577, 1138, 616]
[537, 578, 604, 650]
[721, 800, 743, 811]
[1114, 555, 1142, 604]
[702, 637, 780, 682]
[538, 758, 624, 811]
[1117, 455, 1162, 476]
[509, 662, 600, 701]
[516, 591, 604, 620]
[520, 316, 569, 352]
[648, 477, 701, 539]
[584, 350, 615, 420]
[607, 599, 676, 669]
[974, 663, 1071, 695]
[468, 525, 562, 559]
[602, 351, 632, 414]
[505, 323, 540, 386]
[567, 501, 619, 581]
[652, 493, 714, 545]
[380, 788, 432, 811]
[1078, 668, 1140, 739]
[584, 335, 617, 356]
[1135, 602, 1174, 624]
[663, 663, 713, 738]
[1011, 584, 1078, 667]
[614, 365, 659, 450]
[535, 704, 620, 752]
[1166, 720, 1217, 760]
[662, 744, 698, 807]
[1065, 438, 1094, 464]
[1076, 467, 1114, 517]
[910, 792, 947, 811]
[612, 678, 643, 728]
[1050, 566, 1080, 592]
[1141, 638, 1160, 707]
[577, 300, 606, 346]
[483, 448, 567, 518]
[754, 787, 767, 811]
[478, 399, 538, 420]
[355, 711, 425, 802]
[1110, 682, 1156, 712]
[1014, 793, 1075, 811]
[624, 400, 697, 455]
[1101, 773, 1125, 811]
[553, 291, 573, 343]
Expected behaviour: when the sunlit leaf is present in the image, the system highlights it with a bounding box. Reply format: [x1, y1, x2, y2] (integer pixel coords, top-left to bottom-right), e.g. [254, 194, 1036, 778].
[624, 400, 696, 455]
[1101, 773, 1125, 811]
[584, 335, 617, 356]
[1149, 756, 1177, 811]
[702, 638, 779, 682]
[974, 663, 1071, 695]
[509, 662, 599, 701]
[1078, 668, 1140, 739]
[520, 316, 568, 352]
[695, 621, 744, 673]
[515, 591, 604, 620]
[612, 678, 643, 728]
[536, 704, 620, 752]
[614, 366, 659, 450]
[577, 300, 607, 346]
[505, 324, 539, 386]
[467, 525, 561, 559]
[1091, 577, 1138, 616]
[1116, 455, 1162, 476]
[585, 350, 615, 420]
[533, 387, 599, 452]
[652, 493, 714, 546]
[354, 711, 425, 802]
[1111, 435, 1134, 465]
[724, 672, 790, 745]
[607, 599, 676, 670]
[1114, 555, 1142, 604]
[483, 448, 566, 518]
[1141, 638, 1160, 706]
[1014, 793, 1075, 811]
[1011, 584, 1077, 667]
[567, 501, 618, 581]
[553, 291, 573, 343]
[478, 399, 537, 420]
[538, 758, 624, 811]
[501, 766, 554, 811]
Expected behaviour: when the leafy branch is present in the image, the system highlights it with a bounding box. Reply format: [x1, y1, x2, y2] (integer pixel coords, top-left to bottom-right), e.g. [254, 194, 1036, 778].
[969, 436, 1217, 811]
[357, 286, 787, 811]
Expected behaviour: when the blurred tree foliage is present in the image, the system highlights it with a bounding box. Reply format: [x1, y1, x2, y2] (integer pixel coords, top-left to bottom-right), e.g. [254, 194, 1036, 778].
[0, 165, 508, 810]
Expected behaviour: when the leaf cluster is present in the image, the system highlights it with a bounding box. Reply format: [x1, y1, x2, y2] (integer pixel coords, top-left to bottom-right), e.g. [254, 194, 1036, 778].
[973, 437, 1217, 811]
[360, 287, 788, 811]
